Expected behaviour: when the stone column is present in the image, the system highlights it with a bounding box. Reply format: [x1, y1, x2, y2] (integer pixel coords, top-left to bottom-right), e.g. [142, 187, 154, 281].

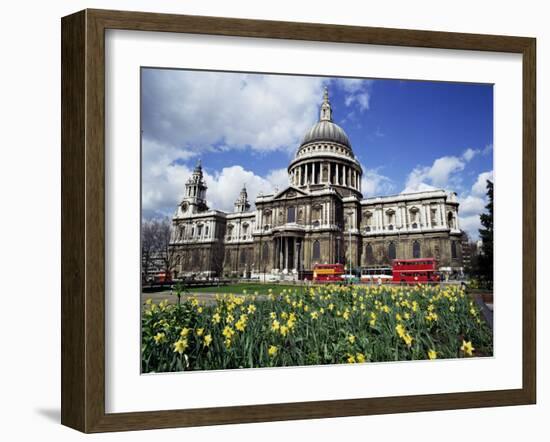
[312, 162, 316, 184]
[440, 203, 446, 227]
[284, 237, 289, 270]
[278, 238, 283, 269]
[293, 238, 298, 270]
[336, 163, 339, 185]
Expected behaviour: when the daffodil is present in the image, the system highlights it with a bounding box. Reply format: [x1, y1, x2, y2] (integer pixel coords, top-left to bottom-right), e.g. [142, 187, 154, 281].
[173, 338, 188, 354]
[153, 332, 166, 344]
[196, 328, 204, 337]
[268, 345, 278, 357]
[203, 334, 213, 347]
[347, 334, 356, 344]
[212, 312, 221, 324]
[222, 326, 235, 339]
[271, 319, 280, 331]
[428, 349, 437, 360]
[180, 327, 190, 337]
[347, 354, 356, 363]
[461, 340, 475, 356]
[280, 325, 289, 337]
[403, 334, 414, 347]
[395, 324, 406, 338]
[356, 353, 366, 363]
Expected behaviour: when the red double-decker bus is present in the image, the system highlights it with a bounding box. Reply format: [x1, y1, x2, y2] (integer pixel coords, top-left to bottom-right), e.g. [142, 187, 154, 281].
[313, 264, 345, 282]
[392, 258, 439, 284]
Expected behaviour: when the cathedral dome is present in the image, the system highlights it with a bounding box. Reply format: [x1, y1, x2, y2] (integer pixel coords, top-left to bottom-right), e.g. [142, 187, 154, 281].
[300, 120, 351, 148]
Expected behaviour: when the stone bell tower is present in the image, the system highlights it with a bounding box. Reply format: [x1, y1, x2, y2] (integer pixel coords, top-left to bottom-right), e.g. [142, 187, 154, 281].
[180, 160, 209, 214]
[234, 185, 251, 212]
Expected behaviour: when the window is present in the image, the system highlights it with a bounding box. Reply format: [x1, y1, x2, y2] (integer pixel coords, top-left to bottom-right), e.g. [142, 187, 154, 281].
[388, 242, 396, 260]
[312, 240, 321, 260]
[413, 241, 421, 258]
[205, 226, 209, 237]
[197, 225, 202, 236]
[240, 249, 247, 265]
[366, 243, 374, 265]
[287, 206, 296, 223]
[451, 241, 457, 259]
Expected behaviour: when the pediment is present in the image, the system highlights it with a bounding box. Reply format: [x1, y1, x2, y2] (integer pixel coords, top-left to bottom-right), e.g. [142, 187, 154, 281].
[272, 186, 309, 200]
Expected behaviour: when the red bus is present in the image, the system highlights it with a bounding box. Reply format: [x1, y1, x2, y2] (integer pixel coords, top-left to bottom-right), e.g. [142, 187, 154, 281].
[313, 264, 345, 282]
[153, 271, 172, 284]
[392, 258, 440, 284]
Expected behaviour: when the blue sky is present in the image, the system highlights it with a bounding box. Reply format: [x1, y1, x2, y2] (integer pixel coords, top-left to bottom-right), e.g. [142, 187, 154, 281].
[141, 68, 493, 239]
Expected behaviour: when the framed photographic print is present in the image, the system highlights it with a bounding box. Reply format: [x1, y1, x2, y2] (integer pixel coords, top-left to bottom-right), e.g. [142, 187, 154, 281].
[61, 9, 536, 433]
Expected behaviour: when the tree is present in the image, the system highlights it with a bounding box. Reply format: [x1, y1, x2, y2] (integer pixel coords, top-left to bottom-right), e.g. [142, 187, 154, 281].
[141, 217, 176, 282]
[141, 218, 160, 282]
[478, 180, 493, 287]
[157, 217, 177, 278]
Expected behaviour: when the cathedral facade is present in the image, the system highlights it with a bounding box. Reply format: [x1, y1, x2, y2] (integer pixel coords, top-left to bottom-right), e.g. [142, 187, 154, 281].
[169, 89, 464, 279]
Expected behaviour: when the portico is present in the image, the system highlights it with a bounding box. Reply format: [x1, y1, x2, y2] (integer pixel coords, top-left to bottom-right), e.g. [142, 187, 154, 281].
[274, 235, 303, 272]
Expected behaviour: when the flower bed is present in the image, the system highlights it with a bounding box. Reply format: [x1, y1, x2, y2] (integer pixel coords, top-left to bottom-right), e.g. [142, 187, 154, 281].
[141, 285, 493, 372]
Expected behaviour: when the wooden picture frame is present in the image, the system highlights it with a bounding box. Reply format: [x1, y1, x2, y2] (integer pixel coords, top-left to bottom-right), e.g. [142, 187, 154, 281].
[61, 8, 536, 433]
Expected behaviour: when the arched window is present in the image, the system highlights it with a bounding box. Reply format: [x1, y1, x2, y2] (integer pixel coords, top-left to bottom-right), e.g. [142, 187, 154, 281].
[312, 240, 321, 260]
[205, 226, 209, 237]
[262, 242, 270, 264]
[413, 241, 421, 258]
[366, 243, 374, 265]
[287, 206, 296, 223]
[410, 207, 419, 228]
[388, 242, 396, 260]
[451, 241, 458, 259]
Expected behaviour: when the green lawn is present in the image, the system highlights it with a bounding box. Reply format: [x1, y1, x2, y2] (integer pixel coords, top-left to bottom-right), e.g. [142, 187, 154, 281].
[185, 283, 311, 295]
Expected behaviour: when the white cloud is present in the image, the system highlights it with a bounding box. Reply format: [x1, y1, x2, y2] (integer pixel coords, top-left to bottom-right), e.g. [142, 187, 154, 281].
[205, 166, 281, 212]
[472, 170, 494, 196]
[459, 195, 485, 215]
[457, 170, 494, 239]
[428, 156, 465, 187]
[336, 78, 372, 111]
[459, 215, 482, 240]
[142, 156, 288, 217]
[462, 148, 479, 162]
[142, 69, 326, 155]
[361, 168, 395, 197]
[402, 148, 482, 193]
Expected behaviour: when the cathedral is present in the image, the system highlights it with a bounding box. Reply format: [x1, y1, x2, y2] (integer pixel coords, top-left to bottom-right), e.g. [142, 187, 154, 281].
[169, 88, 464, 279]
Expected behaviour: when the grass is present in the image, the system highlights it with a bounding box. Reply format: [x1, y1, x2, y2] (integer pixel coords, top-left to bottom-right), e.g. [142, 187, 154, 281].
[186, 283, 309, 295]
